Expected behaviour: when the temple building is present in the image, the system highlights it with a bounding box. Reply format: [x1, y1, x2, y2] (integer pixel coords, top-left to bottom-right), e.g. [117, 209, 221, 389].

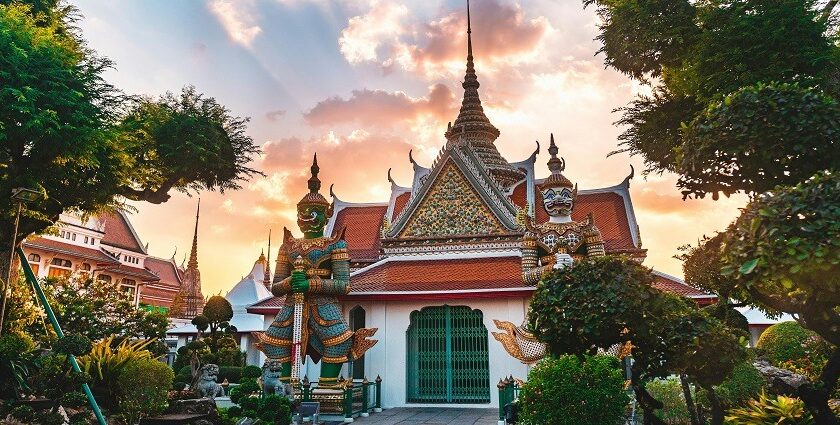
[21, 210, 183, 311]
[246, 3, 713, 410]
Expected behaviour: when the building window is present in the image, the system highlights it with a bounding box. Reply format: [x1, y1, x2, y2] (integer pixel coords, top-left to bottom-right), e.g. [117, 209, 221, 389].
[120, 279, 137, 300]
[47, 257, 72, 278]
[97, 274, 112, 283]
[84, 236, 89, 244]
[71, 233, 76, 241]
[28, 253, 40, 262]
[27, 253, 41, 275]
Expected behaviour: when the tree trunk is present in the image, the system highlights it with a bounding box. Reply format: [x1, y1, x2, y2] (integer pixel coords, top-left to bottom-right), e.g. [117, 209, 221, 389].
[633, 381, 666, 425]
[801, 348, 840, 425]
[754, 358, 840, 425]
[0, 231, 22, 335]
[680, 374, 700, 425]
[700, 384, 724, 425]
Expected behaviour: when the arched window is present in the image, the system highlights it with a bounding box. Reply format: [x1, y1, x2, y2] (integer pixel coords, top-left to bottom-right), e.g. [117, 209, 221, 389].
[80, 263, 91, 271]
[349, 306, 366, 380]
[47, 257, 72, 278]
[27, 253, 41, 276]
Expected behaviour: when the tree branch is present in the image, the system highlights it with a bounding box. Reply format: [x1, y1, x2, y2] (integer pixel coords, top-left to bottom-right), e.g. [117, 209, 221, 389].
[822, 0, 839, 21]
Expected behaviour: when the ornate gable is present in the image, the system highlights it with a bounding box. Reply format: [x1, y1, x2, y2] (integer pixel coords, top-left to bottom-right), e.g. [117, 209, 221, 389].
[399, 160, 506, 238]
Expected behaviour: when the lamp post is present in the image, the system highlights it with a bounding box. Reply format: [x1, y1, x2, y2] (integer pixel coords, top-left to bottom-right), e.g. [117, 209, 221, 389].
[0, 187, 44, 336]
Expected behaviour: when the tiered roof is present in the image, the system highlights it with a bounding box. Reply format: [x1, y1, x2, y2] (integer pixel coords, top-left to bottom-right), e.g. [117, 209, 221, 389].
[247, 5, 701, 314]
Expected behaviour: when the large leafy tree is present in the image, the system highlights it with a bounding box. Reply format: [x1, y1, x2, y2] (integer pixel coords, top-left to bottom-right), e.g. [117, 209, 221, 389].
[590, 0, 840, 199]
[0, 2, 259, 317]
[720, 172, 840, 423]
[528, 256, 746, 425]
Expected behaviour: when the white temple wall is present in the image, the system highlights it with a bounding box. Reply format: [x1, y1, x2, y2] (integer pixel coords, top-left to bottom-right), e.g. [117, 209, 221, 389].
[341, 296, 531, 409]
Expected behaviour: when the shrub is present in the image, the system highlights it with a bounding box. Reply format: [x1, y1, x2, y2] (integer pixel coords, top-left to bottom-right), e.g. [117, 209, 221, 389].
[239, 395, 259, 411]
[227, 405, 242, 417]
[55, 335, 93, 357]
[756, 322, 828, 365]
[0, 332, 37, 398]
[644, 377, 691, 425]
[175, 365, 193, 384]
[10, 404, 35, 422]
[519, 355, 629, 425]
[37, 411, 65, 425]
[61, 391, 89, 408]
[242, 365, 261, 379]
[238, 378, 260, 394]
[726, 391, 813, 424]
[117, 357, 175, 424]
[78, 335, 155, 407]
[218, 366, 242, 383]
[714, 361, 765, 408]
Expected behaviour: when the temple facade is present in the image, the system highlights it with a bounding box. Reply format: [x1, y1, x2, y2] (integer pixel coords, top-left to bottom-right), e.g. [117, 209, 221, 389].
[247, 4, 713, 409]
[21, 210, 184, 312]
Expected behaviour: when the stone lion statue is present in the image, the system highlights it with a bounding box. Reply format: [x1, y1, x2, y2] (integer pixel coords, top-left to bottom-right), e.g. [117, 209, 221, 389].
[260, 358, 293, 400]
[194, 363, 224, 400]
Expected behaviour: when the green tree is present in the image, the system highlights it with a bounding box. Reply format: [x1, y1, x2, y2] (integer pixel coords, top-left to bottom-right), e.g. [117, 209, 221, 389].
[718, 172, 840, 423]
[528, 256, 746, 425]
[589, 0, 840, 199]
[195, 295, 234, 353]
[0, 2, 259, 330]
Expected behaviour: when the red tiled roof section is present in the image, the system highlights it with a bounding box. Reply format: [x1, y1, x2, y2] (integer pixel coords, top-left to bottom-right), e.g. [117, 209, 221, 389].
[103, 264, 160, 282]
[350, 256, 524, 292]
[248, 295, 287, 310]
[509, 181, 527, 209]
[24, 238, 120, 265]
[145, 257, 182, 286]
[332, 206, 387, 261]
[392, 192, 410, 221]
[652, 273, 711, 298]
[100, 212, 145, 253]
[534, 190, 637, 252]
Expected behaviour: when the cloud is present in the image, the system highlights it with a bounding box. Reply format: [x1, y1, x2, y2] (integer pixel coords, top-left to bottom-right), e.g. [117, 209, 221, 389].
[338, 0, 551, 77]
[264, 109, 287, 121]
[303, 84, 456, 128]
[208, 0, 263, 47]
[252, 129, 415, 219]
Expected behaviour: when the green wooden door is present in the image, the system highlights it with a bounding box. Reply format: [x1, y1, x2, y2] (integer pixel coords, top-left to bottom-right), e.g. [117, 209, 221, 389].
[406, 305, 490, 403]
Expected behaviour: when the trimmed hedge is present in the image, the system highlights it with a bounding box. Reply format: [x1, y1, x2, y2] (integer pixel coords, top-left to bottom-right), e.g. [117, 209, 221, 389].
[519, 355, 629, 425]
[757, 322, 825, 365]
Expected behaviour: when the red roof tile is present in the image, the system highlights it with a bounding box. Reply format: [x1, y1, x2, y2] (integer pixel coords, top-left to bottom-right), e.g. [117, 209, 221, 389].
[350, 256, 525, 292]
[103, 264, 160, 282]
[652, 272, 713, 298]
[145, 257, 182, 286]
[332, 205, 387, 261]
[247, 295, 287, 312]
[533, 190, 638, 252]
[23, 238, 120, 265]
[392, 192, 410, 221]
[100, 212, 145, 253]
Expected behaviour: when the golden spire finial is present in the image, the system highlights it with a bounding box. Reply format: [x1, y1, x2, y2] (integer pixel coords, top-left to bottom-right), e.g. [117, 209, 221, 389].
[188, 198, 200, 269]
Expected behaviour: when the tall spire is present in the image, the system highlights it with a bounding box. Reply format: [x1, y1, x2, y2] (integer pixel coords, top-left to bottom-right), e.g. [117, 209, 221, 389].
[263, 229, 272, 289]
[188, 198, 200, 269]
[443, 0, 525, 188]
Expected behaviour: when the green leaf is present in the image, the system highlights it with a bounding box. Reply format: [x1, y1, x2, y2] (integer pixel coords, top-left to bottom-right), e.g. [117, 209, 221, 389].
[740, 259, 759, 275]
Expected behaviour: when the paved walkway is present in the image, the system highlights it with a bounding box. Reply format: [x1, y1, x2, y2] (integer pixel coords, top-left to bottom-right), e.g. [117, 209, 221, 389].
[348, 408, 499, 424]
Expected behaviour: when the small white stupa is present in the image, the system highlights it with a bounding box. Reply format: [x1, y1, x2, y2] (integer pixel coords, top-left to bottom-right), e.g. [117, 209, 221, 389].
[168, 252, 273, 365]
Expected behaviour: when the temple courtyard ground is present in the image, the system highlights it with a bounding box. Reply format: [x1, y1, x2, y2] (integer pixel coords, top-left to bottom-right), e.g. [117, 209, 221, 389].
[329, 408, 500, 424]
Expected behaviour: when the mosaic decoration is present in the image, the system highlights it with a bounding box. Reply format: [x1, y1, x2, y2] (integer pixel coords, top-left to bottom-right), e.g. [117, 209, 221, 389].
[254, 155, 377, 388]
[399, 161, 506, 238]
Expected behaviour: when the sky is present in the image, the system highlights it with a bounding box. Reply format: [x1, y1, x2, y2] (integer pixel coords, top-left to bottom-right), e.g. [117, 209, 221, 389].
[72, 0, 746, 296]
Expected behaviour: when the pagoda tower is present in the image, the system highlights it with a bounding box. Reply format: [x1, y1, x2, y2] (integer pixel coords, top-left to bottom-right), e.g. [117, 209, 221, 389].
[443, 0, 525, 188]
[169, 200, 205, 319]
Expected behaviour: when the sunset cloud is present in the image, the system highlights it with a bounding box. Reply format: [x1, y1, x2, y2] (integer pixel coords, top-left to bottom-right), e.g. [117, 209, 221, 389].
[304, 84, 456, 128]
[338, 0, 551, 77]
[208, 0, 262, 47]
